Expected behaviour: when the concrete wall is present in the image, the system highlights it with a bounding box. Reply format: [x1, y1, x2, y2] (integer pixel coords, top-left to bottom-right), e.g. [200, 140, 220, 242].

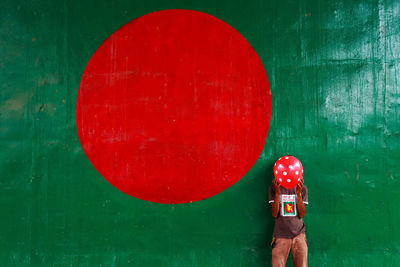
[1, 0, 399, 266]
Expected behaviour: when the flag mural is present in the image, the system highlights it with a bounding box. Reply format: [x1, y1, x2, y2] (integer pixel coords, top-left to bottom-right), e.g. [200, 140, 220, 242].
[76, 9, 271, 204]
[1, 0, 400, 266]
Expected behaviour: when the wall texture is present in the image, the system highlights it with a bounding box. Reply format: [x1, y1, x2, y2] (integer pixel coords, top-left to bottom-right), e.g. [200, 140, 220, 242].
[1, 0, 399, 266]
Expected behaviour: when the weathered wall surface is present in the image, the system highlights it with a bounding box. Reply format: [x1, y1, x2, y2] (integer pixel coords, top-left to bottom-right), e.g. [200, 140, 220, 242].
[1, 0, 399, 266]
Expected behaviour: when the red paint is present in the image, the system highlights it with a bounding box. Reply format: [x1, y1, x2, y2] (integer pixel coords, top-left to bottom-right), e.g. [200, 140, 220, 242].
[76, 9, 271, 204]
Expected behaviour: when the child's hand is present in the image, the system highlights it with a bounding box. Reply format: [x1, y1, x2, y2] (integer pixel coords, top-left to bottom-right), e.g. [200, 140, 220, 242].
[273, 179, 280, 195]
[296, 178, 304, 195]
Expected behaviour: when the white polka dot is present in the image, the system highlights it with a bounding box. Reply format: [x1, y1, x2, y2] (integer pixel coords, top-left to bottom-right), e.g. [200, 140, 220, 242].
[275, 170, 278, 174]
[279, 157, 282, 160]
[287, 179, 291, 183]
[302, 169, 303, 173]
[295, 171, 299, 175]
[298, 177, 301, 181]
[278, 164, 283, 168]
[283, 171, 287, 176]
[295, 162, 300, 167]
[289, 165, 293, 169]
[274, 163, 276, 166]
[278, 178, 282, 182]
[285, 157, 289, 159]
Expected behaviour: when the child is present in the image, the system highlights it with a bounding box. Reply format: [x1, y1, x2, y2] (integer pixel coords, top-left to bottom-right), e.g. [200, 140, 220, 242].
[269, 177, 308, 267]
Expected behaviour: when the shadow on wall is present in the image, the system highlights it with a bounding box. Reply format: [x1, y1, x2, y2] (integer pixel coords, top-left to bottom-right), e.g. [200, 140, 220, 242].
[259, 161, 275, 266]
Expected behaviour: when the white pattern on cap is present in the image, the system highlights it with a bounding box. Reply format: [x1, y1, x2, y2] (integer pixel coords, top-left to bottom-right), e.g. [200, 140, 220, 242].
[283, 171, 287, 176]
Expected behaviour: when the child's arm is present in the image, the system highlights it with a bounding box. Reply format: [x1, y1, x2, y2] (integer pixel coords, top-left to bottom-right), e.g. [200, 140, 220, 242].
[296, 178, 306, 218]
[271, 179, 280, 218]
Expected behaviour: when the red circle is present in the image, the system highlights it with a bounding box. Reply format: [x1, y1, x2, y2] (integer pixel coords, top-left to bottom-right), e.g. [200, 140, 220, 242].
[76, 9, 271, 204]
[285, 203, 294, 214]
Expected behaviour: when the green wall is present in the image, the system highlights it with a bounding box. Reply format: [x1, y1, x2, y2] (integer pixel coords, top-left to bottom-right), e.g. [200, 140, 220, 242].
[1, 0, 399, 266]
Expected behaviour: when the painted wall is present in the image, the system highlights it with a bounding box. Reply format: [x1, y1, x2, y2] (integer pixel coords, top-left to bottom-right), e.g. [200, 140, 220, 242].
[1, 0, 399, 266]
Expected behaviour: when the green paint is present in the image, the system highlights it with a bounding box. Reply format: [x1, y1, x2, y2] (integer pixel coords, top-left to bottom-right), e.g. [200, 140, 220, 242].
[1, 0, 399, 266]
